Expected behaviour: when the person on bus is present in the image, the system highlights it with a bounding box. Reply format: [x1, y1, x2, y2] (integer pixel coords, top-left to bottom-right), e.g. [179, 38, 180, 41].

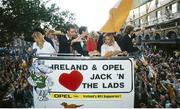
[86, 31, 100, 56]
[32, 32, 56, 55]
[118, 25, 139, 53]
[101, 33, 127, 59]
[58, 24, 77, 53]
[71, 26, 89, 56]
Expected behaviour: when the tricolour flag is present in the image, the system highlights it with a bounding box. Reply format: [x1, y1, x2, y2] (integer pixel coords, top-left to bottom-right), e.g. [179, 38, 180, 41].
[100, 0, 133, 33]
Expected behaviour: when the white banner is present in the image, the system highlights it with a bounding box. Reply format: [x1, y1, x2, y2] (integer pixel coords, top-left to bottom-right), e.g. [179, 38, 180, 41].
[31, 57, 134, 108]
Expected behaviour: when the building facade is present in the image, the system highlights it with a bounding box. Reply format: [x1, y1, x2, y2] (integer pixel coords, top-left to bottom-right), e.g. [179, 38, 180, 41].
[126, 0, 180, 40]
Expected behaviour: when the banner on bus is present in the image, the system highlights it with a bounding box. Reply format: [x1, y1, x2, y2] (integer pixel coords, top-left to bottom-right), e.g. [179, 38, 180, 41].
[29, 57, 134, 108]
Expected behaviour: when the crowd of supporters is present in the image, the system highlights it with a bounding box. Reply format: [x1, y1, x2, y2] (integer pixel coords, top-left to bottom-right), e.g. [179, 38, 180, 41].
[0, 50, 34, 107]
[134, 46, 180, 108]
[0, 24, 179, 108]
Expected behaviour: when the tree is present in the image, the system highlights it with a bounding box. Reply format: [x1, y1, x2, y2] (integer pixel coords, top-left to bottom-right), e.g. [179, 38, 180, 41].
[0, 0, 76, 47]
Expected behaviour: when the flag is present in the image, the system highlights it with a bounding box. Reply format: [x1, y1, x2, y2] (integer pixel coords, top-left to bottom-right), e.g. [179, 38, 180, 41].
[100, 0, 133, 33]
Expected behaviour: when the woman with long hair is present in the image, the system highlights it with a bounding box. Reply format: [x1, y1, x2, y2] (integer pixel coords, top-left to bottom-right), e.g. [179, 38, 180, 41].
[32, 32, 56, 55]
[86, 31, 100, 56]
[101, 33, 127, 58]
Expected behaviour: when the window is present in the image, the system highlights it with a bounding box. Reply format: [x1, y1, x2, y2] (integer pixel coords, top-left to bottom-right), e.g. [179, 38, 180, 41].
[156, 11, 158, 19]
[146, 2, 151, 12]
[129, 10, 134, 20]
[156, 11, 161, 20]
[149, 0, 156, 11]
[147, 15, 151, 23]
[147, 15, 151, 22]
[165, 5, 172, 16]
[132, 10, 135, 20]
[172, 3, 177, 13]
[134, 8, 139, 19]
[158, 11, 161, 19]
[140, 4, 146, 16]
[156, 0, 160, 7]
[159, 0, 173, 6]
[140, 19, 143, 25]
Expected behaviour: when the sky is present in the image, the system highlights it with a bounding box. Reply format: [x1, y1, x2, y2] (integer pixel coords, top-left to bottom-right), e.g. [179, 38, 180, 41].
[47, 0, 119, 31]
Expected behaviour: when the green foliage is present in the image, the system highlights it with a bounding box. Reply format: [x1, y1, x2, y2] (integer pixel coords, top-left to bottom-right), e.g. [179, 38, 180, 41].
[0, 0, 76, 47]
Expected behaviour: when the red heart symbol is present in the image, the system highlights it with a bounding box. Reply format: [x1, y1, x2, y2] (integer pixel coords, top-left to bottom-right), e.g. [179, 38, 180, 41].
[59, 70, 83, 91]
